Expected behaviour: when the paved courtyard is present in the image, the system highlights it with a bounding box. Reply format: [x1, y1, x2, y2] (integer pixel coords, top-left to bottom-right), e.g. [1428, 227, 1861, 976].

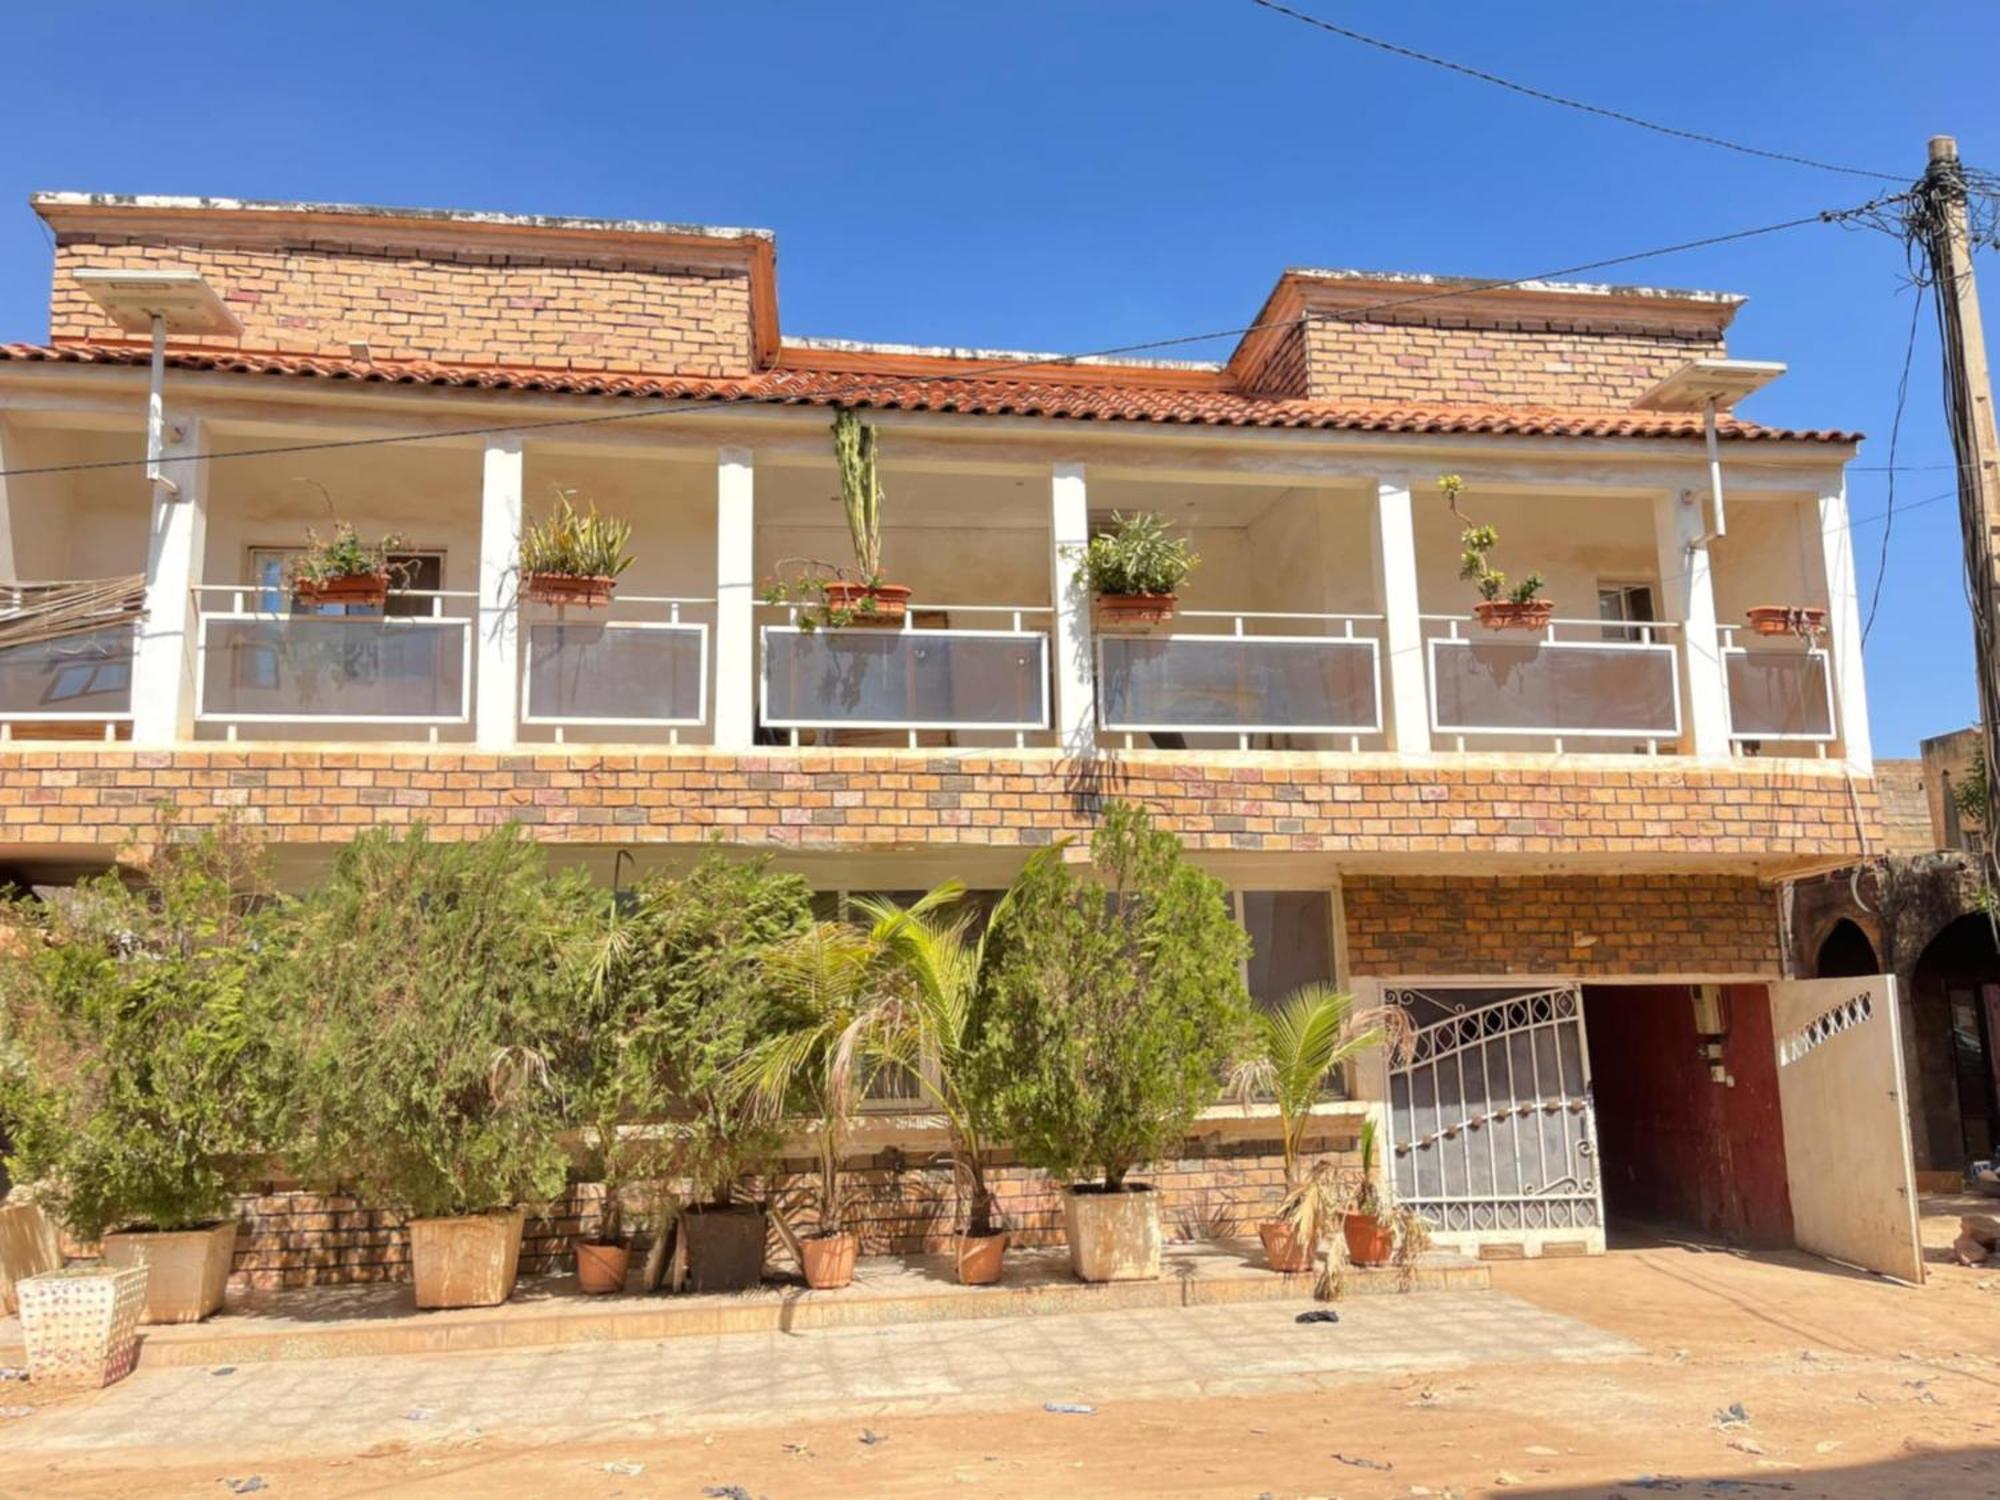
[0, 1292, 1632, 1458]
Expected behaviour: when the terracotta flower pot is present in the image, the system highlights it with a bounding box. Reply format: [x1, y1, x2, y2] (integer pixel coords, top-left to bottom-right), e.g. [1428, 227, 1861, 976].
[800, 1230, 857, 1290]
[1062, 1186, 1162, 1283]
[408, 1209, 524, 1310]
[294, 572, 390, 609]
[821, 581, 911, 626]
[1745, 604, 1827, 637]
[523, 572, 617, 608]
[1094, 591, 1178, 627]
[1473, 598, 1556, 631]
[101, 1221, 237, 1324]
[955, 1230, 1010, 1286]
[575, 1240, 629, 1295]
[1342, 1211, 1394, 1268]
[1258, 1218, 1314, 1274]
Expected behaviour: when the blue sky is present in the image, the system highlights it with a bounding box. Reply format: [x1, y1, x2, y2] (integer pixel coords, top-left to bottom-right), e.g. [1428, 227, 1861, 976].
[3, 2, 1993, 755]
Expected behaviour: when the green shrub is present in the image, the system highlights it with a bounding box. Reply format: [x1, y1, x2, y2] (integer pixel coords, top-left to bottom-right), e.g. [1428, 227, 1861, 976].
[976, 802, 1251, 1190]
[0, 821, 284, 1239]
[1075, 511, 1199, 597]
[520, 489, 635, 580]
[271, 826, 596, 1220]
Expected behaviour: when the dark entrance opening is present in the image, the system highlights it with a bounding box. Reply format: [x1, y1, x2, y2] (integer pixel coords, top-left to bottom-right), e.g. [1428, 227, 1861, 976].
[1582, 983, 1792, 1249]
[1909, 914, 2000, 1168]
[1815, 918, 1880, 979]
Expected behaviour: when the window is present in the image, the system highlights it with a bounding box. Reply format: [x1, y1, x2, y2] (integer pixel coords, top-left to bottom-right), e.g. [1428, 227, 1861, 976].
[1597, 582, 1657, 643]
[1235, 889, 1343, 1101]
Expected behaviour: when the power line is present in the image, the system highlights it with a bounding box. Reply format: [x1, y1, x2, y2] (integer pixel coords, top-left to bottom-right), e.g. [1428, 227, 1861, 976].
[0, 192, 1907, 482]
[1245, 0, 1903, 184]
[1864, 286, 1927, 643]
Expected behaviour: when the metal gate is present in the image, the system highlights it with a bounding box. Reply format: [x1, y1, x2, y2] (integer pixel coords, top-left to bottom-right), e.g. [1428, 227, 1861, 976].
[1385, 982, 1603, 1240]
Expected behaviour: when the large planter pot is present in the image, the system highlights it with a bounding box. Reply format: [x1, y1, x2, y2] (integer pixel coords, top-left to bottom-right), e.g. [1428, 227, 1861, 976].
[575, 1240, 630, 1296]
[1745, 604, 1828, 638]
[1094, 592, 1178, 628]
[799, 1231, 858, 1290]
[408, 1209, 524, 1310]
[1343, 1211, 1394, 1268]
[680, 1203, 767, 1293]
[820, 580, 911, 626]
[1258, 1218, 1313, 1274]
[1474, 599, 1556, 631]
[1062, 1186, 1162, 1283]
[955, 1230, 1010, 1286]
[101, 1221, 236, 1324]
[294, 572, 390, 609]
[523, 571, 617, 608]
[16, 1266, 148, 1388]
[0, 1200, 63, 1316]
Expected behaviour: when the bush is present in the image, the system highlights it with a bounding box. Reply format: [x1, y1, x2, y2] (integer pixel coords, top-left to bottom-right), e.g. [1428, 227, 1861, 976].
[1075, 511, 1199, 597]
[0, 821, 284, 1239]
[977, 801, 1251, 1190]
[271, 826, 597, 1220]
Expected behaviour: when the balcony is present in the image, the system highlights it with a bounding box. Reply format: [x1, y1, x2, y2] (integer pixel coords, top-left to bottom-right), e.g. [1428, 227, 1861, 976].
[0, 621, 135, 741]
[1422, 616, 1682, 755]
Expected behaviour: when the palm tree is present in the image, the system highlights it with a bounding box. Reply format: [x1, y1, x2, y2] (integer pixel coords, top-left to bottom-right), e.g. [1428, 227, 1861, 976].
[1234, 983, 1408, 1194]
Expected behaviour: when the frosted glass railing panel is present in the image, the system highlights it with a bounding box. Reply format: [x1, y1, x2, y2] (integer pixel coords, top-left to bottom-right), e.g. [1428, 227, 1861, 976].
[0, 626, 134, 719]
[1725, 648, 1835, 741]
[199, 617, 470, 723]
[761, 628, 1049, 730]
[1429, 638, 1680, 738]
[523, 622, 707, 726]
[1097, 635, 1380, 734]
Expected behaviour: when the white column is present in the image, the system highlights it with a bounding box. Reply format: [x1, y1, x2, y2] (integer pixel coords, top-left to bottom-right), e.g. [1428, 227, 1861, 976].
[1371, 476, 1430, 754]
[1050, 461, 1096, 757]
[0, 417, 20, 583]
[474, 436, 523, 750]
[714, 445, 756, 751]
[1653, 487, 1732, 759]
[132, 416, 206, 746]
[1815, 477, 1874, 772]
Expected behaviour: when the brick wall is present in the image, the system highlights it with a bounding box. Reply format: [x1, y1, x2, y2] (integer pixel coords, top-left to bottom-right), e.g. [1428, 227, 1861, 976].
[1342, 873, 1779, 976]
[49, 236, 755, 377]
[0, 748, 1879, 866]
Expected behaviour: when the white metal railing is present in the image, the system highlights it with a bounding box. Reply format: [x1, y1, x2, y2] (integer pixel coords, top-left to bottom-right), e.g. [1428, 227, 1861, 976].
[758, 602, 1053, 749]
[0, 612, 135, 741]
[1717, 624, 1837, 753]
[193, 584, 477, 741]
[1422, 614, 1683, 754]
[1096, 611, 1385, 752]
[520, 594, 712, 743]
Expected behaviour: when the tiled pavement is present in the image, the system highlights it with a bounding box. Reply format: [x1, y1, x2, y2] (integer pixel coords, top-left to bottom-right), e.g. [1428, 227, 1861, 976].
[0, 1292, 1637, 1456]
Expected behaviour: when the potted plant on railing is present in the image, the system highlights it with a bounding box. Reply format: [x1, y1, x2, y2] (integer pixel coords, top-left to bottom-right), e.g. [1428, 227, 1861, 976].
[1439, 474, 1552, 631]
[273, 826, 592, 1310]
[0, 817, 283, 1326]
[285, 522, 410, 609]
[520, 489, 634, 608]
[857, 883, 1012, 1285]
[735, 919, 904, 1291]
[1231, 983, 1406, 1277]
[760, 408, 910, 629]
[592, 852, 813, 1294]
[977, 802, 1252, 1283]
[1744, 604, 1828, 637]
[1076, 511, 1199, 626]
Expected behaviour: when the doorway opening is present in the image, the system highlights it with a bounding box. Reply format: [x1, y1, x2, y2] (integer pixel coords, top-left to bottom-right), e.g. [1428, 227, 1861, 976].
[1815, 918, 1880, 979]
[1908, 914, 2000, 1168]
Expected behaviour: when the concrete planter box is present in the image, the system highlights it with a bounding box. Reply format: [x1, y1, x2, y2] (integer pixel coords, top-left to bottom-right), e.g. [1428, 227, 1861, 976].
[102, 1221, 237, 1324]
[1062, 1186, 1162, 1282]
[408, 1210, 524, 1310]
[16, 1265, 148, 1387]
[0, 1201, 62, 1315]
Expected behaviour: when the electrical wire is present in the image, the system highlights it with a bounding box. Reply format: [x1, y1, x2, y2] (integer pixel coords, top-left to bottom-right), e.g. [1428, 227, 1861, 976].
[1244, 0, 1902, 183]
[1864, 285, 1926, 643]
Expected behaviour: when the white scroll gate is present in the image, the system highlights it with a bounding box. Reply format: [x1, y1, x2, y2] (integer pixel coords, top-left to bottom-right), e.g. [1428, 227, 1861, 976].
[1381, 982, 1603, 1248]
[1769, 976, 1924, 1282]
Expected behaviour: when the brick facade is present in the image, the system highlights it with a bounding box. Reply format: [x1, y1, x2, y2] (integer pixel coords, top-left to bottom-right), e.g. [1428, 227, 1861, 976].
[0, 748, 1877, 866]
[1342, 873, 1780, 977]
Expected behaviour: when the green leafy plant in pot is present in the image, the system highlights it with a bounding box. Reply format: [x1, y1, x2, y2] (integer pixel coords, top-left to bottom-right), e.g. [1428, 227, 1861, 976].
[1075, 510, 1199, 626]
[1341, 1117, 1438, 1273]
[1440, 474, 1550, 630]
[0, 815, 283, 1325]
[520, 488, 635, 608]
[761, 408, 910, 630]
[272, 826, 595, 1310]
[977, 801, 1252, 1282]
[285, 521, 412, 609]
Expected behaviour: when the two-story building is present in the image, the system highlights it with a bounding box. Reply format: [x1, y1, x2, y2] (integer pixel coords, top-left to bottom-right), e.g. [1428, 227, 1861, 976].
[0, 193, 1924, 1286]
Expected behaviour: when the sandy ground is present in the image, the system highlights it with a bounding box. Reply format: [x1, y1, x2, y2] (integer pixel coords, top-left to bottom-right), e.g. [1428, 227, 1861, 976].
[0, 1198, 1994, 1499]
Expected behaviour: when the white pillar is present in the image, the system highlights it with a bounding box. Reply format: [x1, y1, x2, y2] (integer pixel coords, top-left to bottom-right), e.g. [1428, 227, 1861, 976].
[1371, 476, 1430, 754]
[1653, 488, 1732, 759]
[132, 416, 206, 746]
[714, 445, 756, 751]
[474, 436, 523, 750]
[1815, 477, 1874, 772]
[0, 417, 20, 583]
[1050, 461, 1096, 757]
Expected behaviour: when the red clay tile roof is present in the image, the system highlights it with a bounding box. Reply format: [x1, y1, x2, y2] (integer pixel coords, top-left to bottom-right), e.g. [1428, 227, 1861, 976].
[0, 342, 1860, 444]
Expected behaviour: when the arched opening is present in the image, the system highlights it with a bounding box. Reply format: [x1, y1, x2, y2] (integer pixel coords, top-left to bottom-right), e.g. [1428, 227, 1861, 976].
[1909, 913, 2000, 1170]
[1814, 918, 1880, 979]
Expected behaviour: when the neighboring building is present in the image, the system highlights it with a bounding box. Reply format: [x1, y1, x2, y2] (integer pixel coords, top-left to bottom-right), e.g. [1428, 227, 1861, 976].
[0, 193, 1905, 1283]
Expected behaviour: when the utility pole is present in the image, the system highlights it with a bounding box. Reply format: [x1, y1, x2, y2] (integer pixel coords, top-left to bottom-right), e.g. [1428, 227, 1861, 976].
[1920, 135, 2000, 831]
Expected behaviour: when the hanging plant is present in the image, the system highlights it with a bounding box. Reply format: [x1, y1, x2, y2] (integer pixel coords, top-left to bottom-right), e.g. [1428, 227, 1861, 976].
[520, 489, 634, 607]
[286, 522, 410, 608]
[1440, 474, 1551, 630]
[760, 409, 910, 628]
[1075, 511, 1199, 626]
[1744, 604, 1828, 638]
